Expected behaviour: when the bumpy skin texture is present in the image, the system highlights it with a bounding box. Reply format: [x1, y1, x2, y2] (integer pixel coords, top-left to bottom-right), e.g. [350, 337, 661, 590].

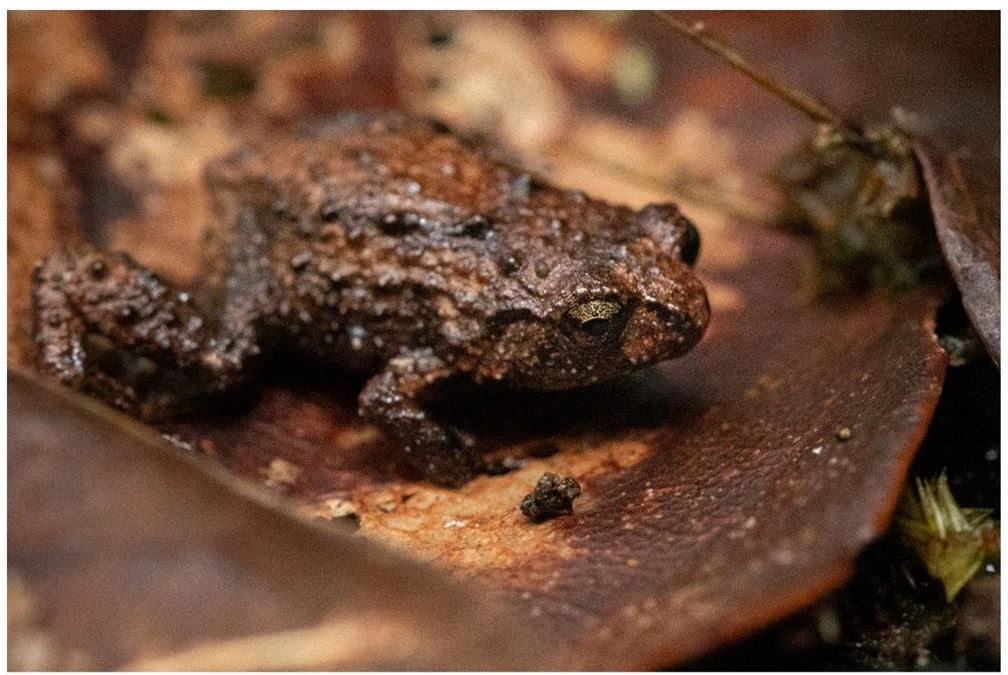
[32, 114, 710, 487]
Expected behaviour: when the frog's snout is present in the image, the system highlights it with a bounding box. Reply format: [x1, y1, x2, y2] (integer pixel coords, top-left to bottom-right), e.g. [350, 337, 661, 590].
[620, 275, 710, 365]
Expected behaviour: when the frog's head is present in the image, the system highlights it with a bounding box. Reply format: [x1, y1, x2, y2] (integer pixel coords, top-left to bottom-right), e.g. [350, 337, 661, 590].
[489, 203, 710, 389]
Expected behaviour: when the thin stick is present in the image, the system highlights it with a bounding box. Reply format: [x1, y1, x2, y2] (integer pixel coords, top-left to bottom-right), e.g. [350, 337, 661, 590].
[654, 11, 858, 134]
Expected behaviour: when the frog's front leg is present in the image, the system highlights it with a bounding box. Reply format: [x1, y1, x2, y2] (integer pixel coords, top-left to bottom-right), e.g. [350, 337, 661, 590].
[358, 350, 484, 487]
[31, 245, 259, 420]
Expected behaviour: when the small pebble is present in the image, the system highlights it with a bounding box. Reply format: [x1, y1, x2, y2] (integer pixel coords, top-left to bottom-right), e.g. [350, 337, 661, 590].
[521, 472, 581, 523]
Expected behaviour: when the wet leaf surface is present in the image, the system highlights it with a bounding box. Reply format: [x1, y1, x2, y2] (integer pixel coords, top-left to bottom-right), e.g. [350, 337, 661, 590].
[8, 10, 994, 669]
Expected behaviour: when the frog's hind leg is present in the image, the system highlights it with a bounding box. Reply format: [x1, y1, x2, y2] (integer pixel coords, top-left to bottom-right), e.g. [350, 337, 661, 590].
[358, 349, 484, 488]
[31, 245, 258, 420]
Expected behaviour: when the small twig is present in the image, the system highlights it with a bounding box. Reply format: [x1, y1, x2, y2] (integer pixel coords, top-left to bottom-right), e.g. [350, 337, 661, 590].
[653, 12, 859, 135]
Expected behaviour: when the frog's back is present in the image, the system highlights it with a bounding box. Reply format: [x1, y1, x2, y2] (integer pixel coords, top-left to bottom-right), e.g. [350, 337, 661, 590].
[204, 114, 630, 249]
[199, 114, 658, 371]
[205, 115, 509, 231]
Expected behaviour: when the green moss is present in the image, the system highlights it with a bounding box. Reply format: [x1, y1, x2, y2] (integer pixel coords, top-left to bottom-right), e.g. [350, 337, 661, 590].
[896, 471, 999, 601]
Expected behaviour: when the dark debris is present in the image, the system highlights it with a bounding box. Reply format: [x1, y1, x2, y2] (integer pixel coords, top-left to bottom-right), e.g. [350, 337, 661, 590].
[520, 472, 581, 523]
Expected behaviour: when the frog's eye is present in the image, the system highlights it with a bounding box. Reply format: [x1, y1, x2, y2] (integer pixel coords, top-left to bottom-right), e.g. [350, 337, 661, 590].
[567, 299, 623, 338]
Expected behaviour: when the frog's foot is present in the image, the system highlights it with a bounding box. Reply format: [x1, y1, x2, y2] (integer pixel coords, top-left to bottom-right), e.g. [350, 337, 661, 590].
[359, 350, 484, 488]
[31, 245, 252, 420]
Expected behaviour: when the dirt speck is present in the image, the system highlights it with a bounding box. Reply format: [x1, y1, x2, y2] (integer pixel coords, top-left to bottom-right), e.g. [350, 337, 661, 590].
[520, 472, 582, 523]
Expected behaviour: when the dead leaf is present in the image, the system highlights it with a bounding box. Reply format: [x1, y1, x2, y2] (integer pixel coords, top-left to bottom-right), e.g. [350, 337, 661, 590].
[914, 139, 1000, 366]
[8, 372, 558, 670]
[8, 10, 986, 670]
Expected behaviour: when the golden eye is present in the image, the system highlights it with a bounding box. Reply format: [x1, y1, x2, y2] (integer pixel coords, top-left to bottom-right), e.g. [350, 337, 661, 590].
[568, 300, 623, 336]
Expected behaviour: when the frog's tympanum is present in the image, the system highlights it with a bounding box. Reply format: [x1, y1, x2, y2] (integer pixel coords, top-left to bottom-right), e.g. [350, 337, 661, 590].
[32, 114, 710, 487]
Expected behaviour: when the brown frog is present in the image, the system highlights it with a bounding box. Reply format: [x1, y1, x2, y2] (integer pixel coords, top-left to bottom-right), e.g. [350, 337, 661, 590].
[31, 113, 710, 487]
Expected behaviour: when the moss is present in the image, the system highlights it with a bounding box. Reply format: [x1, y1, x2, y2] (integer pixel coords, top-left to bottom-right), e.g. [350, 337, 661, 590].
[897, 471, 999, 601]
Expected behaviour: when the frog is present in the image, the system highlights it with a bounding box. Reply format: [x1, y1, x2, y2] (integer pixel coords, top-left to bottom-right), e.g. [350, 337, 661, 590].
[31, 113, 710, 488]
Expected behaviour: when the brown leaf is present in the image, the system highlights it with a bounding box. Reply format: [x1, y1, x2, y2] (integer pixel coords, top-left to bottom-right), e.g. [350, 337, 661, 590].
[175, 226, 946, 669]
[8, 10, 968, 670]
[8, 371, 558, 670]
[914, 139, 1000, 366]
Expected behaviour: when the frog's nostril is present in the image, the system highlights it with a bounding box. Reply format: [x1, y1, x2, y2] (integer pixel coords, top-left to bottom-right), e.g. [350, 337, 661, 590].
[620, 302, 684, 364]
[654, 304, 690, 336]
